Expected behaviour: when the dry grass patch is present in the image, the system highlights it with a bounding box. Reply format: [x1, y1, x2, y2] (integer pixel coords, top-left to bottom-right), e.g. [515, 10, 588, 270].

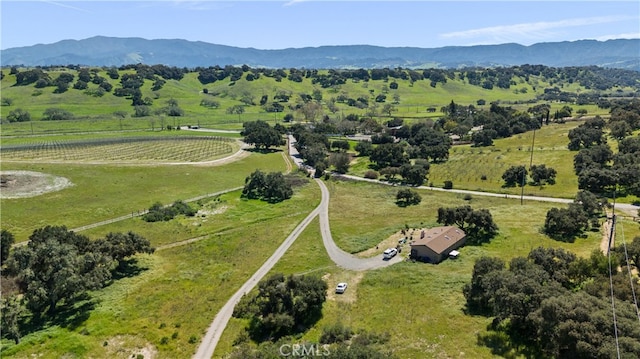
[355, 228, 423, 258]
[324, 272, 365, 304]
[102, 335, 157, 359]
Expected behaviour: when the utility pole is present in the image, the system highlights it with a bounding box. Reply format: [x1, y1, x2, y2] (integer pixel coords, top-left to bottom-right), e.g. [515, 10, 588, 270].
[520, 165, 526, 205]
[529, 128, 536, 169]
[607, 214, 617, 254]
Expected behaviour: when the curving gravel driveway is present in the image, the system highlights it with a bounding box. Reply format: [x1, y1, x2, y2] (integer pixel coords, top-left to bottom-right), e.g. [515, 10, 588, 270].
[316, 178, 403, 271]
[193, 177, 402, 358]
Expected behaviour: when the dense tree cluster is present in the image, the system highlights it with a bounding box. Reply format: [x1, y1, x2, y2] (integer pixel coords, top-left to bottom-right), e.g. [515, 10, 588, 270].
[568, 116, 606, 150]
[290, 124, 331, 167]
[529, 164, 557, 185]
[569, 100, 640, 197]
[436, 205, 498, 244]
[1, 226, 153, 343]
[241, 120, 286, 150]
[233, 273, 327, 341]
[502, 163, 557, 187]
[241, 170, 293, 203]
[543, 190, 605, 241]
[464, 247, 640, 359]
[41, 107, 74, 121]
[1, 229, 15, 263]
[5, 108, 31, 123]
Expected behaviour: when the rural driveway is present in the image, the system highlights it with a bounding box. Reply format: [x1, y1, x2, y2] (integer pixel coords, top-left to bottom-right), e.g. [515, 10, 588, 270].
[316, 178, 403, 271]
[192, 204, 322, 359]
[193, 177, 403, 358]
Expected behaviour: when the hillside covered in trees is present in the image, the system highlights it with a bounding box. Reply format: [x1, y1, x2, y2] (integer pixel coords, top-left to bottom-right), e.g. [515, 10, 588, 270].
[2, 37, 638, 70]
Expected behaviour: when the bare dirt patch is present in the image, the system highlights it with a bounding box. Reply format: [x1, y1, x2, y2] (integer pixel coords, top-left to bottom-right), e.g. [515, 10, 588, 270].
[325, 272, 365, 304]
[355, 228, 419, 259]
[0, 170, 74, 199]
[102, 335, 157, 359]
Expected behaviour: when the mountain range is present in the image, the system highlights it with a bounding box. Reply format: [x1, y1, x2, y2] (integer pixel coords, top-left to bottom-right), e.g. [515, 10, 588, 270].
[1, 36, 639, 70]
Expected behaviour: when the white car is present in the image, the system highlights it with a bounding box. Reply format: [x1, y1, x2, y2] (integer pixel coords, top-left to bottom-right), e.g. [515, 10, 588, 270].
[335, 282, 348, 294]
[383, 248, 398, 259]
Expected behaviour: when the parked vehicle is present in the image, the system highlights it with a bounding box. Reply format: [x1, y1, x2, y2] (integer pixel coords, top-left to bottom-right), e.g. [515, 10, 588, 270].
[335, 282, 348, 294]
[383, 248, 398, 259]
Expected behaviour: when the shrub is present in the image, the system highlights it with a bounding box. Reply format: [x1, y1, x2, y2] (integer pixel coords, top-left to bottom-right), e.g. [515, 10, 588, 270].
[42, 108, 74, 121]
[364, 170, 379, 179]
[320, 322, 353, 344]
[396, 188, 422, 207]
[443, 180, 453, 189]
[143, 200, 195, 222]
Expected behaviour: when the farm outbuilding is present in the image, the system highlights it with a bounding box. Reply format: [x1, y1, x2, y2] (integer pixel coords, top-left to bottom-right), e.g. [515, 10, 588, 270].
[409, 226, 466, 263]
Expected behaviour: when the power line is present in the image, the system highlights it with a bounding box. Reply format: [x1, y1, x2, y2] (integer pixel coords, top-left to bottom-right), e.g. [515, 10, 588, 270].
[607, 214, 621, 359]
[617, 221, 640, 323]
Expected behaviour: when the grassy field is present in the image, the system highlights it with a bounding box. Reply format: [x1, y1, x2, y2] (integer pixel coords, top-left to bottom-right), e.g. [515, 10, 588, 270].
[348, 120, 640, 204]
[0, 150, 286, 242]
[212, 178, 607, 358]
[1, 143, 635, 358]
[0, 68, 615, 136]
[1, 66, 637, 358]
[0, 181, 322, 358]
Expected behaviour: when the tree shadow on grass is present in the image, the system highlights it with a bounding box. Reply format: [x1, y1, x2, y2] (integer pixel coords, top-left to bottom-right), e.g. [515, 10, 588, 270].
[111, 258, 149, 280]
[23, 294, 96, 336]
[477, 330, 523, 359]
[246, 148, 283, 154]
[52, 298, 95, 330]
[477, 327, 543, 359]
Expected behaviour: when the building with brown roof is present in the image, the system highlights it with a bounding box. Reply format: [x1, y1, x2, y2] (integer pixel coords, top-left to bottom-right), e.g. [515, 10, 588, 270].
[409, 226, 466, 263]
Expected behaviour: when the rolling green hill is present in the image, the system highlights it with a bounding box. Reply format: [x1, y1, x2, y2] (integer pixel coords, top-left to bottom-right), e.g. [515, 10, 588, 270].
[1, 64, 636, 137]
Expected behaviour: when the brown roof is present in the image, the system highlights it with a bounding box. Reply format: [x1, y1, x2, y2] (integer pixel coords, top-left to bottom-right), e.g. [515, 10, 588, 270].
[410, 226, 466, 254]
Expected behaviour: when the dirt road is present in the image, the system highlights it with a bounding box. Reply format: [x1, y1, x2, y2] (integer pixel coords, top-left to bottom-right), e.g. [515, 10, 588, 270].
[334, 173, 639, 214]
[193, 177, 402, 358]
[316, 179, 402, 271]
[192, 203, 322, 359]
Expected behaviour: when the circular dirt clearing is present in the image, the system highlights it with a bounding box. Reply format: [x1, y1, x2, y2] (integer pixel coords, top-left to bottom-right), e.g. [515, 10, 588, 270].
[0, 170, 74, 199]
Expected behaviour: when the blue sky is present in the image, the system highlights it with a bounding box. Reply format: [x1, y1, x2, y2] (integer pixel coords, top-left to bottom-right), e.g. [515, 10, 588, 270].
[1, 1, 639, 50]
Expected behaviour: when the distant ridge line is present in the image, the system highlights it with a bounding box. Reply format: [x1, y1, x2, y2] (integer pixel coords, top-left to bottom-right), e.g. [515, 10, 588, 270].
[1, 36, 638, 70]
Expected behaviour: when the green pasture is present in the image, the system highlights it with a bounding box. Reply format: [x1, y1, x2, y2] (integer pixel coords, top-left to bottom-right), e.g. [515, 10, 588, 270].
[212, 178, 607, 358]
[1, 182, 322, 358]
[0, 165, 628, 358]
[325, 179, 601, 257]
[0, 68, 612, 136]
[347, 120, 639, 204]
[1, 66, 636, 358]
[0, 150, 287, 242]
[430, 121, 580, 198]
